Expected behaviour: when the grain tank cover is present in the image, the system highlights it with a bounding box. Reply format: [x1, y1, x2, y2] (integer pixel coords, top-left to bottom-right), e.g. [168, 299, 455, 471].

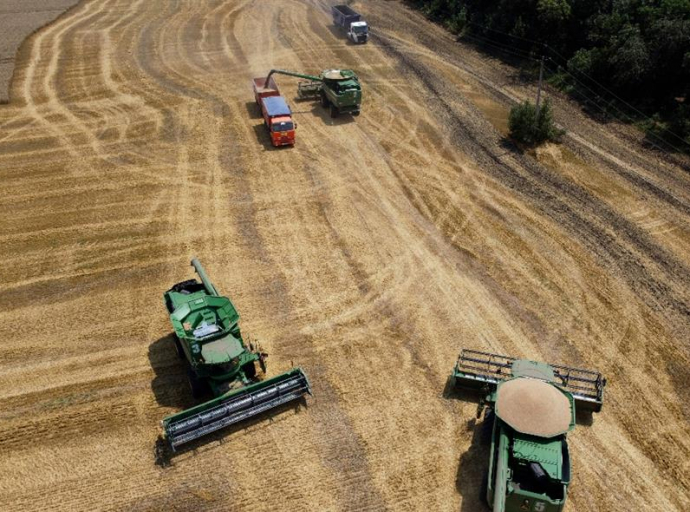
[263, 96, 291, 117]
[495, 378, 575, 437]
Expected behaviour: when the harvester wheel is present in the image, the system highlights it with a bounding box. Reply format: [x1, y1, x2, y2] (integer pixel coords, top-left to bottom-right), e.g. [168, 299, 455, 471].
[480, 470, 489, 503]
[481, 408, 495, 444]
[186, 368, 205, 399]
[330, 105, 339, 118]
[243, 361, 257, 379]
[173, 336, 185, 359]
[320, 91, 328, 108]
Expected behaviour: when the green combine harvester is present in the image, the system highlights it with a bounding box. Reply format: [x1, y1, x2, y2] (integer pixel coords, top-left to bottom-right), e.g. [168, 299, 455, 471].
[451, 349, 607, 512]
[264, 68, 362, 118]
[161, 259, 311, 451]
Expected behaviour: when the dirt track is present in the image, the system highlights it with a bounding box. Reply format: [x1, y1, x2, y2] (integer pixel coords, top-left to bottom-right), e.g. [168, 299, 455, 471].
[1, 1, 689, 510]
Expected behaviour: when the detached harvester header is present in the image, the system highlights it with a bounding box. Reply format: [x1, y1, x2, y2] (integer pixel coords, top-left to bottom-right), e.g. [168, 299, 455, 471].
[261, 68, 362, 118]
[160, 259, 311, 450]
[451, 349, 607, 512]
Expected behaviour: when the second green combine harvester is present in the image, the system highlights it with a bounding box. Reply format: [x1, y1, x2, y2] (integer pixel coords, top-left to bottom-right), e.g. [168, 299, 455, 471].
[262, 68, 362, 118]
[451, 349, 607, 512]
[161, 259, 311, 450]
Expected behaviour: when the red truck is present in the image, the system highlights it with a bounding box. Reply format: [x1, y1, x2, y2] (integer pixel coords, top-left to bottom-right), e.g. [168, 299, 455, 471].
[252, 76, 296, 147]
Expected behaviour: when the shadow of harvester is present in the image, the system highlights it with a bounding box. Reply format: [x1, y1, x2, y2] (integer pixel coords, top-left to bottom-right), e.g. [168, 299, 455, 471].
[149, 334, 196, 410]
[456, 416, 492, 512]
[444, 378, 492, 511]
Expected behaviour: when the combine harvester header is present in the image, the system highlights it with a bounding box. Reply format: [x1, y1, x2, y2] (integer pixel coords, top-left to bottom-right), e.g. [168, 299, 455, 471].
[160, 259, 311, 451]
[452, 349, 606, 412]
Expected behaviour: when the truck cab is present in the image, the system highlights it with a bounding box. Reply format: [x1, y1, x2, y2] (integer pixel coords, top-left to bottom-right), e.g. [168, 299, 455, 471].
[268, 115, 295, 147]
[349, 21, 369, 44]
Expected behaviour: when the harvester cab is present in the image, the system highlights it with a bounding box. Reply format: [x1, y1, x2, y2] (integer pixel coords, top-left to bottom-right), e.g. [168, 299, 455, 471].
[160, 259, 311, 450]
[451, 349, 607, 512]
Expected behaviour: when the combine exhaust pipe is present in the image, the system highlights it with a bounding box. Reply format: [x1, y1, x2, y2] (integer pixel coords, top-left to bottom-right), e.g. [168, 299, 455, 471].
[162, 368, 311, 450]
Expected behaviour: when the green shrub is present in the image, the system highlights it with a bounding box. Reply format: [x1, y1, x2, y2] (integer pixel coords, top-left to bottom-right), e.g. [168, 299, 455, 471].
[509, 98, 565, 146]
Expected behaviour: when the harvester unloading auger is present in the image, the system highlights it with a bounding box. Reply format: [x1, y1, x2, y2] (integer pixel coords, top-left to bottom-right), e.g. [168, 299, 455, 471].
[264, 68, 362, 118]
[160, 259, 311, 450]
[451, 349, 607, 512]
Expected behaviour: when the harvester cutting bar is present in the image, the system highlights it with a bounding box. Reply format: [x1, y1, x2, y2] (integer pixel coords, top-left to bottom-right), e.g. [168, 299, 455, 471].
[453, 349, 516, 389]
[453, 349, 606, 412]
[163, 368, 310, 450]
[551, 363, 606, 412]
[297, 81, 321, 99]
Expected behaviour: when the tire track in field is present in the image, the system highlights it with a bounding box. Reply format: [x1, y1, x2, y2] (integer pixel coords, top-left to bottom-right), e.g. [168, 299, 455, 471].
[204, 4, 388, 508]
[368, 14, 690, 500]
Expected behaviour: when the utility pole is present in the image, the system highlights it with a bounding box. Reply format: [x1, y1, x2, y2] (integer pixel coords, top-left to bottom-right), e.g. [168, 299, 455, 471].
[535, 54, 545, 120]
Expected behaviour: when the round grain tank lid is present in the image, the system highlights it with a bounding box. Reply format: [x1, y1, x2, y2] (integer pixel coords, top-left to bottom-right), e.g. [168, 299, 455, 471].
[323, 69, 347, 80]
[495, 378, 573, 437]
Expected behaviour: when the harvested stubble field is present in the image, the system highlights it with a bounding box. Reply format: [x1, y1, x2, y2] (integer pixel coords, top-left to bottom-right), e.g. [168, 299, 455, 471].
[0, 0, 689, 510]
[0, 1, 81, 103]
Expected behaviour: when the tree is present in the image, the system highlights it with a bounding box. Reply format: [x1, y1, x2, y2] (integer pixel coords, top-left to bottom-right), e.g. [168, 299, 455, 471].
[610, 25, 651, 87]
[509, 98, 564, 146]
[537, 0, 572, 24]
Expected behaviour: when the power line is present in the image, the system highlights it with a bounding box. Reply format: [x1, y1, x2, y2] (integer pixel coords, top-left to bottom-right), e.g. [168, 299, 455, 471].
[454, 18, 689, 149]
[545, 63, 690, 153]
[464, 20, 543, 46]
[544, 46, 690, 148]
[459, 32, 538, 61]
[448, 16, 689, 153]
[543, 62, 690, 154]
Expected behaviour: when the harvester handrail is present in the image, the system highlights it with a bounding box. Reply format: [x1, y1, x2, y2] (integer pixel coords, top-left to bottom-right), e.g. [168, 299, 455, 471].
[555, 372, 601, 383]
[459, 356, 513, 370]
[462, 348, 516, 360]
[552, 363, 602, 377]
[564, 383, 599, 394]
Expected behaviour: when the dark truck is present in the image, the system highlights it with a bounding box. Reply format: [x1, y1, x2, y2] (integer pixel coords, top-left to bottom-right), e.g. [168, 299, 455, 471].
[252, 76, 296, 146]
[332, 5, 369, 44]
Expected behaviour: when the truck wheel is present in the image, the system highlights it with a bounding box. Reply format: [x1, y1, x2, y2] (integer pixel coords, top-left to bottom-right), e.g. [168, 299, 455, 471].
[320, 91, 329, 108]
[353, 110, 361, 117]
[174, 336, 185, 359]
[186, 368, 204, 399]
[330, 104, 339, 118]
